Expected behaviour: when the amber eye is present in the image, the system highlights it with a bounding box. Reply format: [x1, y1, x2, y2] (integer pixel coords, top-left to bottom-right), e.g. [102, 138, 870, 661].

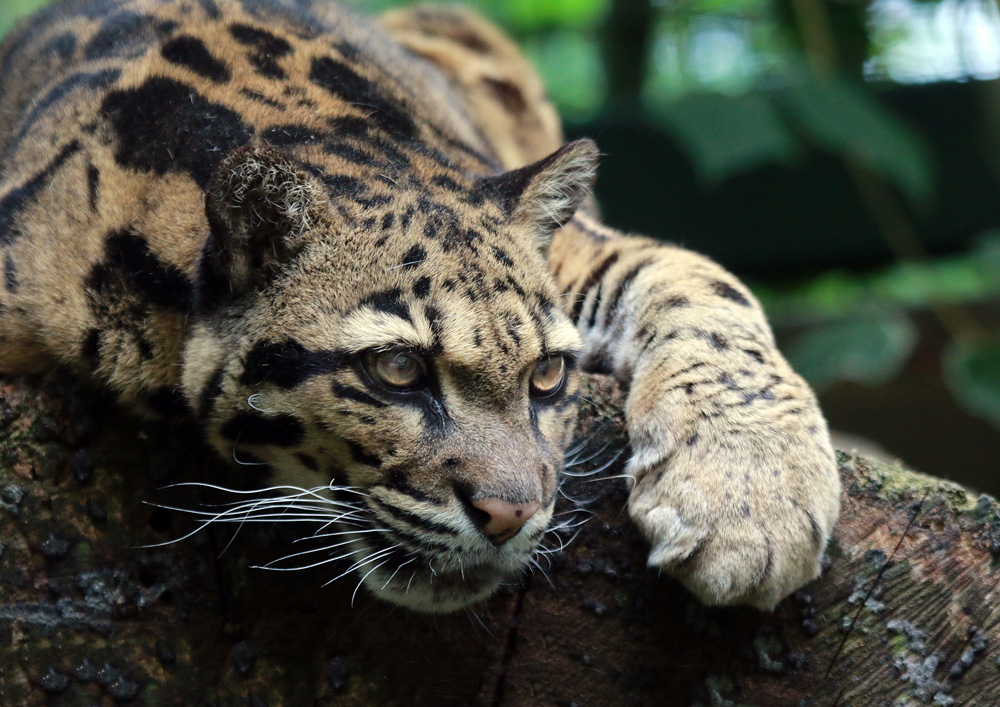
[363, 349, 427, 391]
[530, 356, 566, 397]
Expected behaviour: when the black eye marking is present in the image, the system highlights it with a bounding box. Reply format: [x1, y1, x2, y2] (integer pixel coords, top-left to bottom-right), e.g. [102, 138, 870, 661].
[240, 340, 348, 389]
[219, 412, 305, 447]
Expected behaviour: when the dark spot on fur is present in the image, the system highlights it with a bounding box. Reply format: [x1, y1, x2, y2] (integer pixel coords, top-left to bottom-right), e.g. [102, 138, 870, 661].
[262, 124, 321, 147]
[324, 141, 376, 166]
[381, 213, 395, 230]
[87, 164, 100, 213]
[41, 31, 77, 60]
[3, 253, 17, 293]
[569, 251, 619, 323]
[806, 510, 822, 547]
[240, 340, 348, 389]
[219, 412, 305, 447]
[84, 11, 177, 61]
[147, 387, 192, 418]
[82, 329, 101, 363]
[86, 229, 194, 312]
[102, 78, 253, 189]
[198, 366, 226, 418]
[346, 440, 381, 468]
[425, 306, 444, 353]
[355, 194, 393, 209]
[412, 276, 432, 299]
[711, 279, 751, 306]
[229, 23, 292, 55]
[743, 349, 765, 364]
[0, 141, 82, 245]
[309, 57, 416, 137]
[237, 0, 321, 38]
[381, 468, 440, 505]
[401, 245, 426, 269]
[162, 35, 231, 82]
[491, 246, 514, 268]
[332, 382, 388, 409]
[327, 116, 371, 137]
[482, 77, 527, 113]
[603, 258, 655, 328]
[9, 69, 120, 151]
[239, 88, 284, 108]
[296, 453, 319, 471]
[586, 283, 603, 330]
[431, 175, 463, 191]
[361, 288, 410, 322]
[686, 433, 699, 447]
[709, 332, 729, 350]
[197, 0, 221, 19]
[319, 174, 364, 198]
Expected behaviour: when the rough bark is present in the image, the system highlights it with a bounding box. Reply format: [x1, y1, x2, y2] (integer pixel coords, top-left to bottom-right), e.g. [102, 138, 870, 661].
[2, 372, 1000, 706]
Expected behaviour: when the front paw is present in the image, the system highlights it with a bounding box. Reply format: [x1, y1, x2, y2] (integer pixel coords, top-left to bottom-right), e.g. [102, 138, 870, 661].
[626, 408, 840, 610]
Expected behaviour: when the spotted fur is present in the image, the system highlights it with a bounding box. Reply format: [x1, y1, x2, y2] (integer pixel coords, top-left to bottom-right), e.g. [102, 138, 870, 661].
[0, 0, 839, 612]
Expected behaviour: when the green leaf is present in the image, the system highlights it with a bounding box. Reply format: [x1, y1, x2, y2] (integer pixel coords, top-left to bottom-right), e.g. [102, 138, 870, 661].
[784, 311, 917, 390]
[776, 77, 933, 205]
[944, 341, 1000, 430]
[654, 91, 798, 183]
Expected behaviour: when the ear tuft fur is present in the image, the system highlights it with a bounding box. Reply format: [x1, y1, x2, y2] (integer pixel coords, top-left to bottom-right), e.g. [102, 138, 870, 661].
[473, 139, 599, 250]
[199, 146, 333, 310]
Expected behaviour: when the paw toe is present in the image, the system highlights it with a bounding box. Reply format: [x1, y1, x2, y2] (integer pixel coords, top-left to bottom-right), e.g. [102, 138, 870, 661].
[636, 505, 707, 568]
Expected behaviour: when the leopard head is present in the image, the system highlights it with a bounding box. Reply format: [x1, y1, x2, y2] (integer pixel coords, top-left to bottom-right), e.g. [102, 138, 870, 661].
[181, 140, 597, 611]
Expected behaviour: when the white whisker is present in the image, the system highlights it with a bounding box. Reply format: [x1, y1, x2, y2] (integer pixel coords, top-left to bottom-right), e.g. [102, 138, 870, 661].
[251, 546, 363, 572]
[323, 545, 399, 587]
[352, 559, 392, 606]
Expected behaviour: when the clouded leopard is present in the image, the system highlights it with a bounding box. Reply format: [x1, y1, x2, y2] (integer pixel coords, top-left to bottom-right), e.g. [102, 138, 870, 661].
[0, 0, 840, 612]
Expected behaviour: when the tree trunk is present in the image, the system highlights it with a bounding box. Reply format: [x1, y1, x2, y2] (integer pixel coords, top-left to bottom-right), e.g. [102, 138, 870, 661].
[2, 372, 999, 706]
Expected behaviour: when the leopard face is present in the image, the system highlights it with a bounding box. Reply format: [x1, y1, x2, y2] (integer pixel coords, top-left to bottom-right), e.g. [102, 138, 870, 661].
[180, 143, 595, 611]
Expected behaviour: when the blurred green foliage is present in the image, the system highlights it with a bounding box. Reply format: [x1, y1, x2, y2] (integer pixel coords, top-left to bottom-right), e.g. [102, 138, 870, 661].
[0, 0, 50, 36]
[1, 0, 999, 430]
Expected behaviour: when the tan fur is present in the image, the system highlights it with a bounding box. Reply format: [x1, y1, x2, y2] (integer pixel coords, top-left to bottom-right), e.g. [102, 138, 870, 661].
[0, 0, 839, 612]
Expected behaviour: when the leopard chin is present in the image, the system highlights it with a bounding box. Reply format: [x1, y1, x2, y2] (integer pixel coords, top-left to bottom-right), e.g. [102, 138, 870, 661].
[345, 510, 552, 613]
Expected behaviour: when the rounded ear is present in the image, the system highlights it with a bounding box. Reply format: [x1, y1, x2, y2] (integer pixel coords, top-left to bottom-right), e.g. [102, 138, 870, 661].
[198, 146, 334, 310]
[472, 139, 598, 250]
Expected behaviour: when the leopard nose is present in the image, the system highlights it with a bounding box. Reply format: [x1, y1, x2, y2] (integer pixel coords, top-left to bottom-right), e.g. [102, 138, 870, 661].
[470, 498, 540, 546]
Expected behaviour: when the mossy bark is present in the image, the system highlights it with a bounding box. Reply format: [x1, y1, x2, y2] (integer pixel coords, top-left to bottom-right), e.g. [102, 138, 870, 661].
[2, 372, 999, 706]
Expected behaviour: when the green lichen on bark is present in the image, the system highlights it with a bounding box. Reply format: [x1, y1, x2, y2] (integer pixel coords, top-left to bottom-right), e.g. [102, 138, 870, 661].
[2, 372, 1000, 705]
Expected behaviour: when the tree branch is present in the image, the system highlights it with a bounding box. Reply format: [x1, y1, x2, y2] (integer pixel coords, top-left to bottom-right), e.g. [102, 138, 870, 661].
[2, 373, 999, 704]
